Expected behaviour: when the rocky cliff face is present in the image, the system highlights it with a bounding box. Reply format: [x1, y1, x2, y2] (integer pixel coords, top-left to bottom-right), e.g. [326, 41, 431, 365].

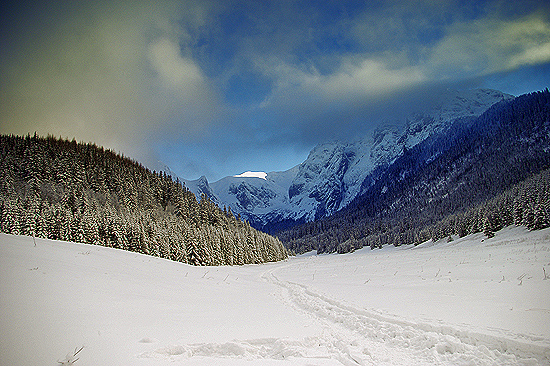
[184, 89, 514, 232]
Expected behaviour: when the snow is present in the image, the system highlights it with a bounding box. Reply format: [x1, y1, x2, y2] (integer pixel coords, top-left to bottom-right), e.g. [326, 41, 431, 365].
[1, 225, 549, 365]
[212, 174, 292, 214]
[192, 89, 514, 227]
[233, 171, 268, 180]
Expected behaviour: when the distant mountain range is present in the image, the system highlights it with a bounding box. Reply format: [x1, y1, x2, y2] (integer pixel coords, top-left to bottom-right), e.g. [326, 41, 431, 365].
[183, 88, 514, 233]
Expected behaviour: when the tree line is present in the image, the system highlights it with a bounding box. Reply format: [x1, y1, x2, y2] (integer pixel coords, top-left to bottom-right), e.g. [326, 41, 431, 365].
[0, 134, 288, 265]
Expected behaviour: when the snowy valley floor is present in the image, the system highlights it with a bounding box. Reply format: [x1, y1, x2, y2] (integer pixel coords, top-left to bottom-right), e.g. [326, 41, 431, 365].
[1, 226, 550, 365]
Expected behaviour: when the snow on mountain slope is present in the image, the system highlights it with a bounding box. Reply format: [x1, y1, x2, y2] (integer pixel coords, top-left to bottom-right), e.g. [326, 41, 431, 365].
[1, 226, 549, 365]
[212, 175, 290, 213]
[285, 88, 514, 220]
[183, 175, 220, 204]
[234, 171, 268, 179]
[185, 89, 513, 230]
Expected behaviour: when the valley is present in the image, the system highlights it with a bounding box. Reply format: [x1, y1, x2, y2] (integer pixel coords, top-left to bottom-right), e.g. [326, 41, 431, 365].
[2, 225, 549, 365]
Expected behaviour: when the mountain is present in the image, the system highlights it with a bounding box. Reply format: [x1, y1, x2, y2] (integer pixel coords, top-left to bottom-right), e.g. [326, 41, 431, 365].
[279, 89, 550, 254]
[183, 175, 220, 204]
[185, 89, 513, 233]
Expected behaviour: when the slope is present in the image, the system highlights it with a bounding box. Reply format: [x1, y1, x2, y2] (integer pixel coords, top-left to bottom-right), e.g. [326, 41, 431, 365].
[0, 134, 287, 265]
[280, 89, 550, 254]
[1, 226, 549, 365]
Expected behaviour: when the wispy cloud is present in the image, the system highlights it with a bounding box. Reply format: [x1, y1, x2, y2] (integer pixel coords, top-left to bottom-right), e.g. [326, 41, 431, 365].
[426, 11, 550, 78]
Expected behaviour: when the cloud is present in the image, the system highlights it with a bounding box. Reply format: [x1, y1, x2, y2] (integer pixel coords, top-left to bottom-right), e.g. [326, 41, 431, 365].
[248, 56, 426, 144]
[148, 38, 204, 89]
[505, 16, 550, 68]
[0, 0, 221, 160]
[295, 58, 424, 101]
[261, 2, 550, 101]
[425, 11, 550, 79]
[240, 2, 550, 146]
[2, 0, 549, 181]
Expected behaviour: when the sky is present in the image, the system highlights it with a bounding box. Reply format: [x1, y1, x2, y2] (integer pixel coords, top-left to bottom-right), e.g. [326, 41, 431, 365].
[1, 0, 549, 182]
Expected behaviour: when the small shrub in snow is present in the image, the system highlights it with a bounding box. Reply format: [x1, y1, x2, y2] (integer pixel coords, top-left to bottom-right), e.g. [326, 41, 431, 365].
[58, 346, 83, 365]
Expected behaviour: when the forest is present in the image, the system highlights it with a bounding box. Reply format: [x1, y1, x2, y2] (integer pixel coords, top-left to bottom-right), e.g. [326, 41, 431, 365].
[279, 89, 550, 254]
[0, 134, 288, 265]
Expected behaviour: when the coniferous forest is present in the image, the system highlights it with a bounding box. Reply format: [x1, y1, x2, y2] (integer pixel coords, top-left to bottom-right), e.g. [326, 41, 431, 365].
[279, 89, 550, 254]
[0, 134, 288, 265]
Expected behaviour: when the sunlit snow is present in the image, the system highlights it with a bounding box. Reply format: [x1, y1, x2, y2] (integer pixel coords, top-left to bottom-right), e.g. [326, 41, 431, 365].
[1, 226, 549, 365]
[233, 171, 268, 180]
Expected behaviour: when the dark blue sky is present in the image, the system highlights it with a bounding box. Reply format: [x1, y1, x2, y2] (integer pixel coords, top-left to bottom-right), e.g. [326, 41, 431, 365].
[1, 0, 549, 181]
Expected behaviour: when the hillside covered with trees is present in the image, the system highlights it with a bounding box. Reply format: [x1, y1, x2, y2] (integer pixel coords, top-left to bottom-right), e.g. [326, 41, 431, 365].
[280, 89, 550, 254]
[0, 134, 288, 265]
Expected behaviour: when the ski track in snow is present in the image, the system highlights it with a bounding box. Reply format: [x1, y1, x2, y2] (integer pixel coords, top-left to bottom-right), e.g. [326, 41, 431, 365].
[139, 260, 549, 366]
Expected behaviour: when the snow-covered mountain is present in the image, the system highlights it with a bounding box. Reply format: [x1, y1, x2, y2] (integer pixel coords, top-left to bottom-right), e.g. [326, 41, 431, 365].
[184, 89, 514, 232]
[183, 175, 219, 204]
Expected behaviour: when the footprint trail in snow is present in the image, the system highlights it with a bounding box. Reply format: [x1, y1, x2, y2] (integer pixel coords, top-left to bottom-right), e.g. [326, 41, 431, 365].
[262, 265, 548, 366]
[140, 262, 548, 366]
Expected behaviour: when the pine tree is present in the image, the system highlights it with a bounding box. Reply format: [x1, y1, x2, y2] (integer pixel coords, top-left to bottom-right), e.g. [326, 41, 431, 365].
[483, 215, 495, 238]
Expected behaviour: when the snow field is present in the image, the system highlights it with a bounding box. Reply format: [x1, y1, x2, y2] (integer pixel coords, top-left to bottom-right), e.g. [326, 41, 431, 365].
[1, 225, 549, 365]
[273, 226, 550, 365]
